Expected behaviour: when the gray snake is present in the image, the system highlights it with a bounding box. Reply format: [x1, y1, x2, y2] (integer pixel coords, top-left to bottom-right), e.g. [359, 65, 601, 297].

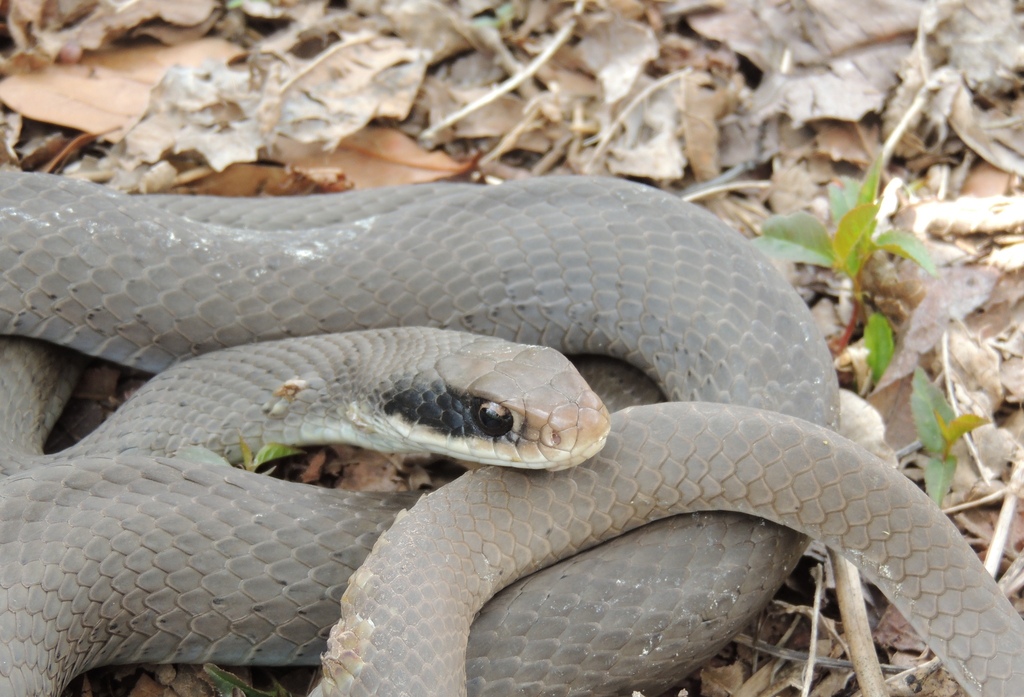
[0, 173, 1020, 696]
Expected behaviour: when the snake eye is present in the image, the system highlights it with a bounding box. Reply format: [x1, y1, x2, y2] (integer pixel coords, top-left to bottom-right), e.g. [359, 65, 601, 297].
[473, 400, 514, 437]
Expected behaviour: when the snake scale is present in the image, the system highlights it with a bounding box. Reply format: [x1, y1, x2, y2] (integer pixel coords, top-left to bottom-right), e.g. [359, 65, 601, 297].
[0, 173, 1021, 696]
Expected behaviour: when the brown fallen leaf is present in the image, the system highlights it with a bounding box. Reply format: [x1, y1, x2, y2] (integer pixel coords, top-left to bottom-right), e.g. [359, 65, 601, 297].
[171, 164, 334, 197]
[285, 127, 473, 189]
[576, 14, 658, 103]
[877, 265, 1000, 391]
[5, 0, 219, 70]
[897, 196, 1024, 238]
[0, 38, 243, 141]
[690, 0, 917, 126]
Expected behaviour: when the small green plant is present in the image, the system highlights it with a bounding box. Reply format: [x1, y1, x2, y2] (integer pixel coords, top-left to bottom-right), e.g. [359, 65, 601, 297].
[204, 664, 290, 697]
[472, 2, 516, 29]
[237, 438, 304, 473]
[174, 437, 303, 475]
[910, 368, 988, 505]
[752, 159, 937, 383]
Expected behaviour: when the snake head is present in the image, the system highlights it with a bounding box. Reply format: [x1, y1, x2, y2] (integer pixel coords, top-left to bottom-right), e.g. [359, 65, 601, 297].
[377, 333, 611, 470]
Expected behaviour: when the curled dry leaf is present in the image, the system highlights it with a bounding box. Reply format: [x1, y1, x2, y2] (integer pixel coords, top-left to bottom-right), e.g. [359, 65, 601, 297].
[942, 324, 1003, 413]
[896, 196, 1024, 238]
[838, 389, 898, 467]
[120, 31, 427, 174]
[918, 0, 1024, 99]
[4, 0, 218, 69]
[885, 0, 1024, 176]
[689, 0, 917, 126]
[0, 38, 243, 141]
[1003, 358, 1024, 404]
[602, 78, 687, 180]
[285, 127, 473, 189]
[576, 14, 658, 103]
[877, 266, 1000, 391]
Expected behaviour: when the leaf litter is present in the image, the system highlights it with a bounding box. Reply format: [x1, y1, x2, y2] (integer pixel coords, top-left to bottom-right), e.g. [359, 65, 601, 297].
[2, 0, 1024, 695]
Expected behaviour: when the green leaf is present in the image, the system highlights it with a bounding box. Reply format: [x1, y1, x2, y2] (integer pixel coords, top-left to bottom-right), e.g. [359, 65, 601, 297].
[472, 2, 515, 28]
[833, 202, 878, 278]
[203, 664, 281, 697]
[863, 313, 894, 384]
[910, 368, 955, 455]
[253, 443, 304, 467]
[827, 177, 862, 222]
[937, 413, 989, 447]
[857, 157, 883, 206]
[239, 436, 255, 471]
[753, 212, 835, 267]
[874, 230, 939, 277]
[923, 454, 957, 506]
[173, 446, 232, 467]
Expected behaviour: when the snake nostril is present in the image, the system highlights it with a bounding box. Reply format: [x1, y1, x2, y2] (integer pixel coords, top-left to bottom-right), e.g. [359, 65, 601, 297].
[540, 424, 564, 449]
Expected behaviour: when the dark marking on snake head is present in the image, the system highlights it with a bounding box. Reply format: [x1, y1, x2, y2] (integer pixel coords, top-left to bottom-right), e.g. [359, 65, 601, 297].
[382, 379, 515, 441]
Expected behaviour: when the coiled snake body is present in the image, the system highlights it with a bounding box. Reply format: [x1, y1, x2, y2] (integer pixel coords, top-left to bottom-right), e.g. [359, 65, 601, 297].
[0, 174, 1021, 696]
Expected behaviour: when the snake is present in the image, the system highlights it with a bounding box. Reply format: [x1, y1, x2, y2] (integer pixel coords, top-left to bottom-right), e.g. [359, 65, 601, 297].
[0, 172, 1021, 697]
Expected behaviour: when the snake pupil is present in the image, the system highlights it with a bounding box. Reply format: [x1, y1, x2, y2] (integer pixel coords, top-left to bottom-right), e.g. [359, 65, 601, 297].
[474, 400, 514, 437]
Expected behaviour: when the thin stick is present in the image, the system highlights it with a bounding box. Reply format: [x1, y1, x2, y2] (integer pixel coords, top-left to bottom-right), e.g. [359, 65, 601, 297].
[833, 552, 887, 696]
[942, 487, 1007, 514]
[479, 96, 545, 165]
[682, 180, 771, 202]
[582, 68, 692, 174]
[419, 3, 582, 146]
[938, 329, 1010, 578]
[800, 564, 825, 697]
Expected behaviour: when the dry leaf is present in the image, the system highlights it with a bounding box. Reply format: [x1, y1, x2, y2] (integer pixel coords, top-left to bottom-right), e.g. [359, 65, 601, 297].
[286, 127, 472, 189]
[5, 0, 219, 69]
[838, 390, 898, 467]
[0, 38, 242, 141]
[815, 122, 875, 166]
[943, 324, 1003, 412]
[1003, 357, 1024, 403]
[898, 196, 1024, 238]
[878, 266, 1000, 391]
[381, 0, 475, 62]
[680, 71, 728, 180]
[961, 162, 1014, 197]
[119, 30, 428, 175]
[576, 14, 658, 103]
[605, 101, 686, 178]
[690, 0, 916, 125]
[919, 0, 1024, 99]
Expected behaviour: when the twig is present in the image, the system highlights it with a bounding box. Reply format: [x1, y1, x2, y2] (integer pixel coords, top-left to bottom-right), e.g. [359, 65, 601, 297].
[733, 635, 904, 673]
[833, 552, 887, 697]
[800, 564, 825, 697]
[881, 657, 944, 697]
[986, 484, 1018, 578]
[582, 68, 692, 174]
[939, 329, 985, 476]
[942, 487, 1008, 514]
[531, 132, 573, 176]
[419, 2, 582, 146]
[938, 329, 1011, 577]
[681, 180, 772, 201]
[479, 96, 545, 165]
[678, 162, 754, 197]
[990, 455, 1024, 584]
[894, 439, 922, 459]
[278, 32, 376, 95]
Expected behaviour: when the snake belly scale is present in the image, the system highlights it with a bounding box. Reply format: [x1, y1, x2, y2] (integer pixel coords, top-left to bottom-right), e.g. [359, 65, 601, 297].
[0, 173, 1021, 697]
